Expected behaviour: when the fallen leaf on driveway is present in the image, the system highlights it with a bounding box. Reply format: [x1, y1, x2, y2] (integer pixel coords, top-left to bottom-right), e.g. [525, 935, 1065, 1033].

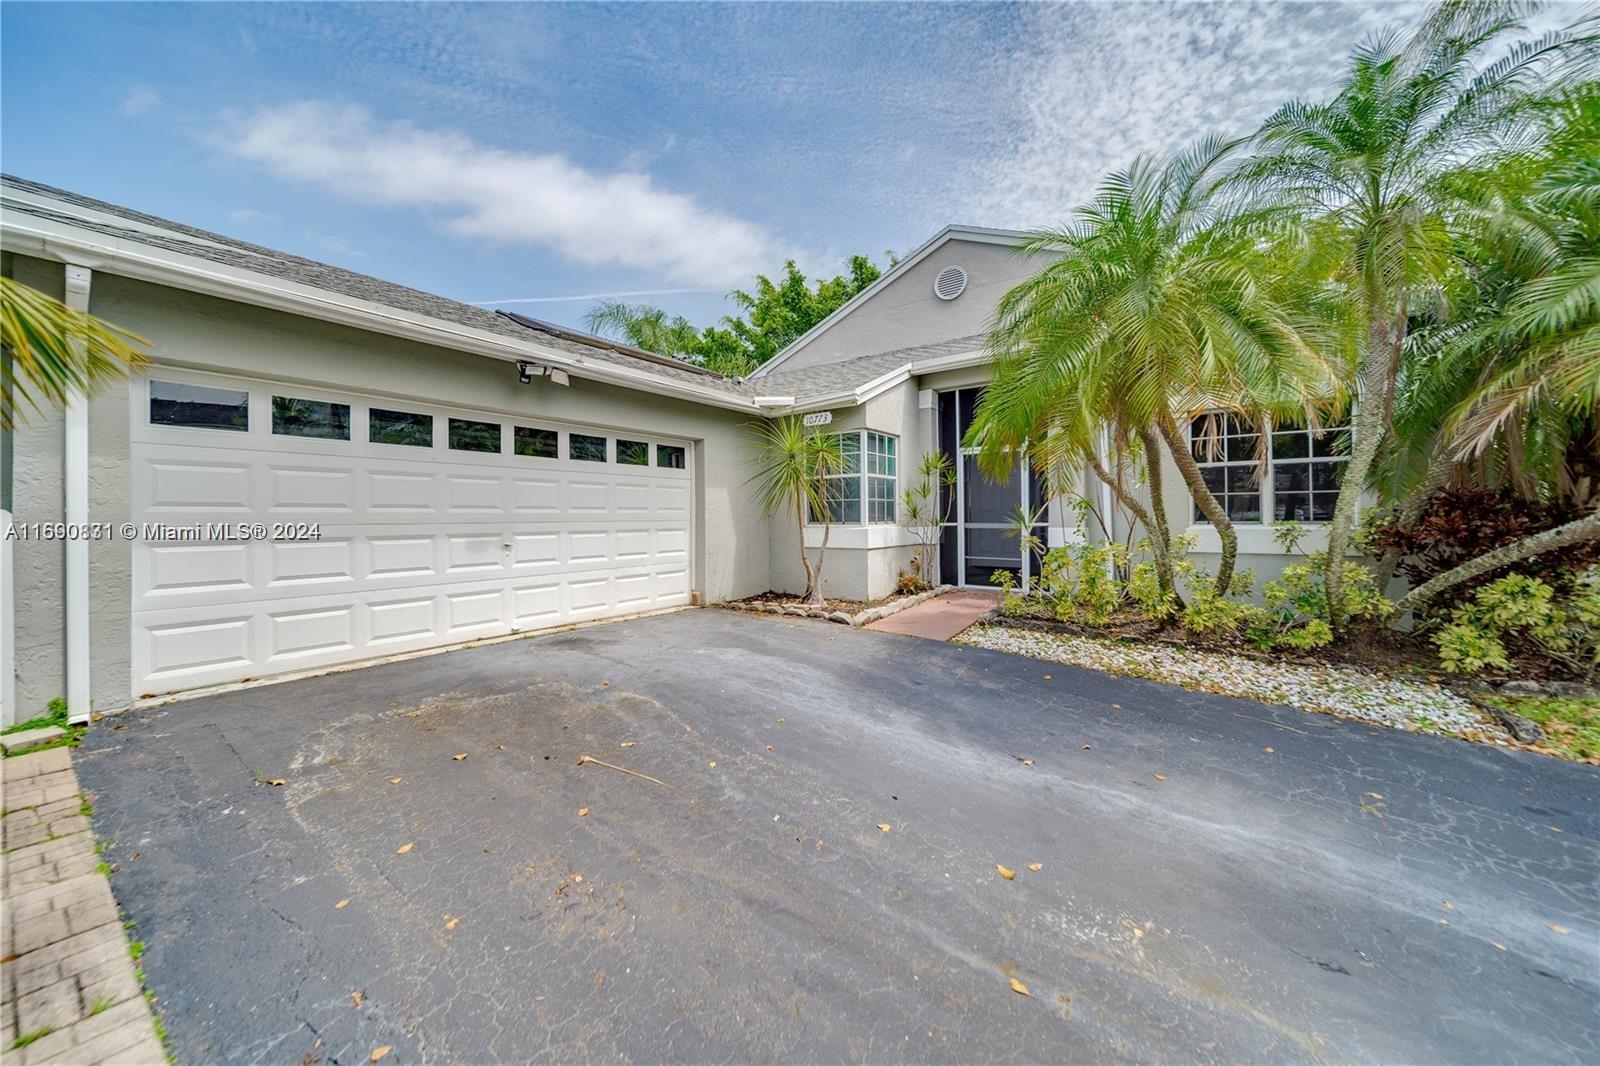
[877, 823, 892, 833]
[708, 761, 717, 768]
[396, 842, 413, 854]
[452, 753, 467, 761]
[1027, 863, 1043, 872]
[351, 990, 362, 1007]
[1021, 759, 1034, 766]
[1009, 977, 1031, 996]
[1153, 774, 1166, 781]
[335, 899, 350, 910]
[387, 778, 402, 784]
[1490, 941, 1506, 951]
[370, 1047, 392, 1063]
[1043, 675, 1052, 681]
[601, 680, 610, 686]
[997, 864, 1016, 880]
[267, 779, 286, 787]
[766, 745, 774, 752]
[1548, 923, 1570, 935]
[1263, 747, 1274, 753]
[445, 917, 460, 930]
[619, 741, 635, 748]
[1081, 745, 1091, 750]
[776, 717, 785, 723]
[578, 807, 589, 818]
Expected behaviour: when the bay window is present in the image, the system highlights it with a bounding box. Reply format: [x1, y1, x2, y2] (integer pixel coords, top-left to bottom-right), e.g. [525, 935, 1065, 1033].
[808, 430, 898, 525]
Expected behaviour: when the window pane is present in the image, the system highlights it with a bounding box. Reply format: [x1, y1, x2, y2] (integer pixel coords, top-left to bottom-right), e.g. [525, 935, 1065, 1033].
[1227, 494, 1261, 522]
[272, 396, 349, 440]
[1271, 431, 1309, 459]
[1312, 491, 1340, 521]
[1190, 413, 1226, 461]
[570, 433, 607, 462]
[514, 426, 557, 458]
[617, 439, 649, 465]
[1200, 466, 1226, 494]
[449, 418, 500, 452]
[835, 433, 861, 474]
[1312, 461, 1344, 491]
[1312, 428, 1351, 458]
[811, 476, 861, 523]
[370, 408, 433, 447]
[656, 444, 686, 469]
[867, 475, 896, 523]
[150, 380, 248, 431]
[1274, 461, 1310, 493]
[1226, 434, 1260, 462]
[1275, 491, 1313, 522]
[1225, 465, 1259, 493]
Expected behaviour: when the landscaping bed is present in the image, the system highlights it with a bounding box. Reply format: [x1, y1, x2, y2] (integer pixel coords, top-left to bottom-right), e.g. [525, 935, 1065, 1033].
[958, 620, 1599, 761]
[722, 585, 955, 626]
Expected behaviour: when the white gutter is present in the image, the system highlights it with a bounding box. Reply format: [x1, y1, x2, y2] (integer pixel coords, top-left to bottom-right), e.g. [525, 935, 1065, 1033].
[0, 215, 766, 416]
[63, 264, 92, 722]
[782, 350, 989, 414]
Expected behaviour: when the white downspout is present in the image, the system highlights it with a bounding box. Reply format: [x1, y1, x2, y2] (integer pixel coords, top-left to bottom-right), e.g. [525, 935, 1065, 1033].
[0, 508, 14, 728]
[63, 264, 91, 722]
[1099, 426, 1116, 579]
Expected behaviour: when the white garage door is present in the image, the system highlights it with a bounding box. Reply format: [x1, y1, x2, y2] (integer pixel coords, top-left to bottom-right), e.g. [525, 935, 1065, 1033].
[129, 369, 694, 697]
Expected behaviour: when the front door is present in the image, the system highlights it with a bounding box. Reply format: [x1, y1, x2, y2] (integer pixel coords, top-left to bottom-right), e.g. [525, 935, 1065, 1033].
[937, 388, 1047, 588]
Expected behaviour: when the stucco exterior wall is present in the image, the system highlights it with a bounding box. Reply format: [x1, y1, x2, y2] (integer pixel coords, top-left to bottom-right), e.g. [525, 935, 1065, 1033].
[763, 239, 1036, 373]
[6, 261, 773, 712]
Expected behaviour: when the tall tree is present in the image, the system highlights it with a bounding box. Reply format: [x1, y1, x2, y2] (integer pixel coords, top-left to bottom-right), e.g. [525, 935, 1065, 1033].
[975, 137, 1348, 599]
[747, 417, 845, 606]
[580, 254, 891, 378]
[1240, 0, 1595, 628]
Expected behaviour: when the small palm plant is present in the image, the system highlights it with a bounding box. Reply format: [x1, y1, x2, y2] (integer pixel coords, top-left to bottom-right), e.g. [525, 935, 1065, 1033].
[900, 451, 956, 589]
[1, 276, 148, 431]
[748, 417, 845, 606]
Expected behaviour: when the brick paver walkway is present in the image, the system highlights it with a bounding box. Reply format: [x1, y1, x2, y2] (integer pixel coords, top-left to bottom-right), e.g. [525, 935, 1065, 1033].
[865, 589, 999, 641]
[1, 747, 165, 1064]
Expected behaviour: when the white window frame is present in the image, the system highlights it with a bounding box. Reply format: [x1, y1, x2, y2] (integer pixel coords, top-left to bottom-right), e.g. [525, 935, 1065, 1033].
[1188, 411, 1353, 527]
[806, 429, 898, 527]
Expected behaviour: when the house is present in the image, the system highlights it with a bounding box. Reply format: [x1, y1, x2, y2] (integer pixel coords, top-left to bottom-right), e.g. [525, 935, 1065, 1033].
[0, 177, 1348, 724]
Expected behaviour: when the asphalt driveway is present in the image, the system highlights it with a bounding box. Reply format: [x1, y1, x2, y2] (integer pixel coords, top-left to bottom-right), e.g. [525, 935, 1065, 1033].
[78, 609, 1599, 1064]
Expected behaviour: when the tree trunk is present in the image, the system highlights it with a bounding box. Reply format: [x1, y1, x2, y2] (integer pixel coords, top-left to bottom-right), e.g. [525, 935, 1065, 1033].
[1134, 425, 1183, 607]
[809, 517, 831, 606]
[1156, 411, 1237, 595]
[1326, 308, 1405, 631]
[796, 496, 816, 600]
[1374, 447, 1455, 590]
[1394, 509, 1600, 616]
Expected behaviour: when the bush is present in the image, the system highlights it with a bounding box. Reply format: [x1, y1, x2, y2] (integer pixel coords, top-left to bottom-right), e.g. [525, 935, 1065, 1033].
[1247, 554, 1393, 651]
[1433, 569, 1600, 678]
[894, 570, 926, 597]
[1372, 489, 1600, 606]
[1038, 542, 1126, 626]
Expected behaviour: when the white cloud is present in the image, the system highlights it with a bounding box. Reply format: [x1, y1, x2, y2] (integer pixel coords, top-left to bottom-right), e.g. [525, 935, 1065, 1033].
[470, 287, 718, 306]
[217, 101, 781, 287]
[228, 208, 269, 223]
[962, 2, 1417, 229]
[119, 85, 161, 117]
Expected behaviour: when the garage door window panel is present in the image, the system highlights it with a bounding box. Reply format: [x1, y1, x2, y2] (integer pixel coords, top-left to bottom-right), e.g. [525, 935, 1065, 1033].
[514, 426, 558, 458]
[272, 396, 350, 441]
[370, 408, 433, 447]
[656, 444, 686, 469]
[570, 434, 607, 462]
[150, 380, 249, 432]
[617, 439, 649, 465]
[449, 418, 501, 453]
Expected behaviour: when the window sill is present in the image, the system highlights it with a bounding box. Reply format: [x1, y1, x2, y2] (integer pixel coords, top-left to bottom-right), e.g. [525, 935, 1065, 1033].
[802, 525, 920, 550]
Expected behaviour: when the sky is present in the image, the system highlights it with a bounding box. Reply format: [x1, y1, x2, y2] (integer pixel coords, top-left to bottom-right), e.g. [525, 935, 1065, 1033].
[1, 1, 1432, 332]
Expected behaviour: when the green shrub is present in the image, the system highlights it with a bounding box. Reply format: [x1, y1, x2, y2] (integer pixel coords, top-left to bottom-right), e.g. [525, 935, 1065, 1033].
[1249, 553, 1392, 651]
[1433, 569, 1599, 677]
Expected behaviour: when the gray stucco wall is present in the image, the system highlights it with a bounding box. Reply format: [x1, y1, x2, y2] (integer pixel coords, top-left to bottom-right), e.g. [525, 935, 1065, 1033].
[762, 239, 1039, 373]
[7, 259, 773, 711]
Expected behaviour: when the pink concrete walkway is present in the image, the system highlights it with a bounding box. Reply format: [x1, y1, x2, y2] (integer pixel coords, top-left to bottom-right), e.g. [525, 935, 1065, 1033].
[866, 589, 999, 641]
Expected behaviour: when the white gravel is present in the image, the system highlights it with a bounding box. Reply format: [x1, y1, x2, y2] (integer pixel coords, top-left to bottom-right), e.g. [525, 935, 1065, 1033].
[959, 623, 1497, 739]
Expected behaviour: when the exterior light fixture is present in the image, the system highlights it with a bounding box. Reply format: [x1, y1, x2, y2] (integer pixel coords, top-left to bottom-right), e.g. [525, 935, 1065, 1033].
[517, 362, 571, 387]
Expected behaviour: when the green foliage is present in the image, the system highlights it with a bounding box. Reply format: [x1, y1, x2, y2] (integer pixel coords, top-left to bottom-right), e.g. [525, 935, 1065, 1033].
[582, 254, 891, 377]
[900, 452, 955, 589]
[1, 696, 69, 736]
[1, 276, 149, 431]
[893, 570, 923, 597]
[6, 1027, 53, 1052]
[1180, 570, 1260, 638]
[1434, 569, 1600, 676]
[1036, 543, 1127, 626]
[1483, 693, 1600, 760]
[1249, 554, 1394, 651]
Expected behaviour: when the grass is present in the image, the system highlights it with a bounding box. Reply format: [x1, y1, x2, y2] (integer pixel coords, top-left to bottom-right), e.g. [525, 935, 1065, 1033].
[1485, 694, 1600, 760]
[6, 1027, 53, 1051]
[89, 994, 116, 1016]
[1, 697, 68, 735]
[129, 940, 146, 962]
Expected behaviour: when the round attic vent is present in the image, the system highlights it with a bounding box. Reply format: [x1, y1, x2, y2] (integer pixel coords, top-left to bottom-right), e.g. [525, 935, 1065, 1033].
[933, 265, 968, 301]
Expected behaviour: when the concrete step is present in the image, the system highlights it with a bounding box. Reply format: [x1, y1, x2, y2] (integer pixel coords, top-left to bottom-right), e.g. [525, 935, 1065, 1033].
[1, 726, 67, 755]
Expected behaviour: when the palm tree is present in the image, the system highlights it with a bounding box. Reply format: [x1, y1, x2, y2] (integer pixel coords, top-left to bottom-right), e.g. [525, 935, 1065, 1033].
[1, 276, 148, 431]
[746, 417, 845, 606]
[582, 301, 702, 358]
[1240, 0, 1595, 628]
[975, 137, 1348, 600]
[1383, 83, 1600, 613]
